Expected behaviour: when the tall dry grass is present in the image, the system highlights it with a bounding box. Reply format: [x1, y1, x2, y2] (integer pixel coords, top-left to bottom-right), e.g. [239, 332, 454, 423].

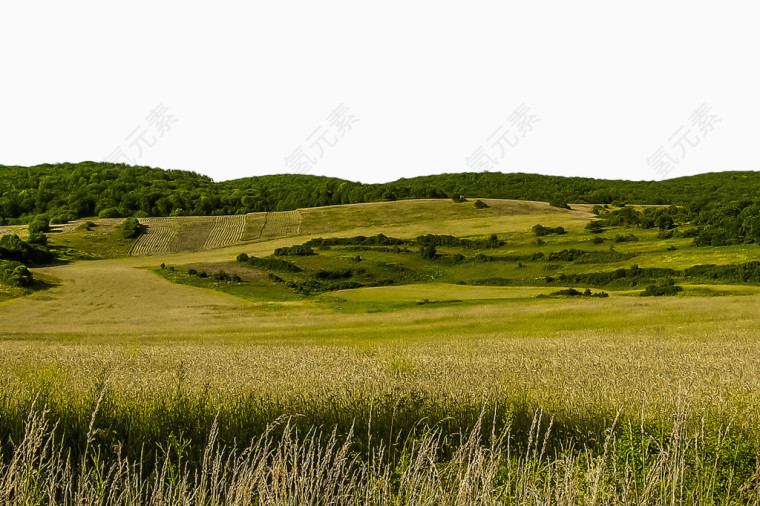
[2, 398, 759, 505]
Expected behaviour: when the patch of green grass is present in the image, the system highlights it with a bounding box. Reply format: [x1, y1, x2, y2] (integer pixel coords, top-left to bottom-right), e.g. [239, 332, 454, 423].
[48, 228, 136, 259]
[154, 265, 300, 303]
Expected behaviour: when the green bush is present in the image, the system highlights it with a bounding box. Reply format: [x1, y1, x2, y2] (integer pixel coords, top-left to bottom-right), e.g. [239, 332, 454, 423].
[533, 225, 567, 237]
[473, 200, 489, 209]
[120, 217, 145, 239]
[0, 260, 33, 287]
[641, 280, 683, 296]
[99, 207, 122, 219]
[28, 215, 50, 235]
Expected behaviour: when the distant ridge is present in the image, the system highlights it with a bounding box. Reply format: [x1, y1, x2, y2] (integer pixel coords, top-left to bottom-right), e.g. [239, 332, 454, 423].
[0, 162, 758, 223]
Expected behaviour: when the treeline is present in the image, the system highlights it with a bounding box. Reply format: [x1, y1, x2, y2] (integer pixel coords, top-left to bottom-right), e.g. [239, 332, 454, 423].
[302, 233, 505, 250]
[2, 162, 760, 230]
[469, 261, 760, 289]
[588, 204, 760, 246]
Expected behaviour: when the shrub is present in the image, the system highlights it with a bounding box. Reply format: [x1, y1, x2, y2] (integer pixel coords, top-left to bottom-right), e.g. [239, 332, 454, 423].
[419, 244, 438, 260]
[585, 221, 605, 234]
[27, 231, 47, 246]
[533, 225, 567, 237]
[98, 207, 122, 219]
[243, 256, 302, 273]
[550, 200, 571, 210]
[28, 216, 50, 235]
[236, 253, 250, 263]
[641, 280, 683, 296]
[0, 260, 33, 287]
[120, 217, 145, 239]
[473, 200, 489, 209]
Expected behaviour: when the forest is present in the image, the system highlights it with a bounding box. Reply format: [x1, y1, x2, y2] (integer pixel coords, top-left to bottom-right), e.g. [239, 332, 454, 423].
[3, 162, 760, 245]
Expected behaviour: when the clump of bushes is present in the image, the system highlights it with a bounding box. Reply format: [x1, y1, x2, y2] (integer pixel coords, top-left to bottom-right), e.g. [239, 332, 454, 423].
[532, 225, 567, 237]
[614, 234, 638, 243]
[542, 288, 609, 298]
[641, 280, 683, 296]
[0, 260, 33, 287]
[473, 200, 489, 209]
[586, 221, 605, 234]
[237, 253, 302, 273]
[273, 245, 314, 256]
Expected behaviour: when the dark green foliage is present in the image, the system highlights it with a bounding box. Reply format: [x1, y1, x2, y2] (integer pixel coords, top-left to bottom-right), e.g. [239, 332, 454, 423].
[238, 255, 302, 273]
[416, 233, 505, 249]
[585, 221, 605, 234]
[27, 215, 50, 246]
[613, 234, 638, 243]
[419, 244, 438, 260]
[303, 234, 406, 248]
[683, 261, 760, 283]
[642, 280, 683, 296]
[591, 236, 605, 244]
[473, 199, 489, 209]
[0, 260, 33, 287]
[549, 200, 570, 209]
[236, 253, 249, 263]
[313, 268, 360, 280]
[655, 214, 675, 230]
[28, 215, 50, 235]
[532, 225, 567, 237]
[120, 217, 145, 239]
[542, 288, 609, 298]
[0, 234, 53, 265]
[0, 163, 759, 249]
[27, 231, 48, 246]
[273, 245, 315, 256]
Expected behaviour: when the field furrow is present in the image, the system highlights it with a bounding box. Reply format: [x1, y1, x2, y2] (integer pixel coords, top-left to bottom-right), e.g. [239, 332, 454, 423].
[259, 210, 302, 240]
[203, 215, 246, 250]
[130, 218, 179, 256]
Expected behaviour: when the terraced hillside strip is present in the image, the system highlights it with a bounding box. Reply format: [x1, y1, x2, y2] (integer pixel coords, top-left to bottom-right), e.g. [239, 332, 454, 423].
[0, 224, 28, 239]
[259, 210, 302, 240]
[129, 215, 247, 256]
[202, 215, 246, 249]
[242, 213, 267, 241]
[296, 199, 593, 239]
[130, 217, 179, 256]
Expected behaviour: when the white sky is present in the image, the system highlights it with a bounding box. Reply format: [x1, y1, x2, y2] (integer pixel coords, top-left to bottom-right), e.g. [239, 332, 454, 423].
[1, 1, 757, 184]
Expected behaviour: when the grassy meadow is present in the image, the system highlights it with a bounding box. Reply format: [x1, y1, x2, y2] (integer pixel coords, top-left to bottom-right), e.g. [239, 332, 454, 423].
[3, 198, 760, 503]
